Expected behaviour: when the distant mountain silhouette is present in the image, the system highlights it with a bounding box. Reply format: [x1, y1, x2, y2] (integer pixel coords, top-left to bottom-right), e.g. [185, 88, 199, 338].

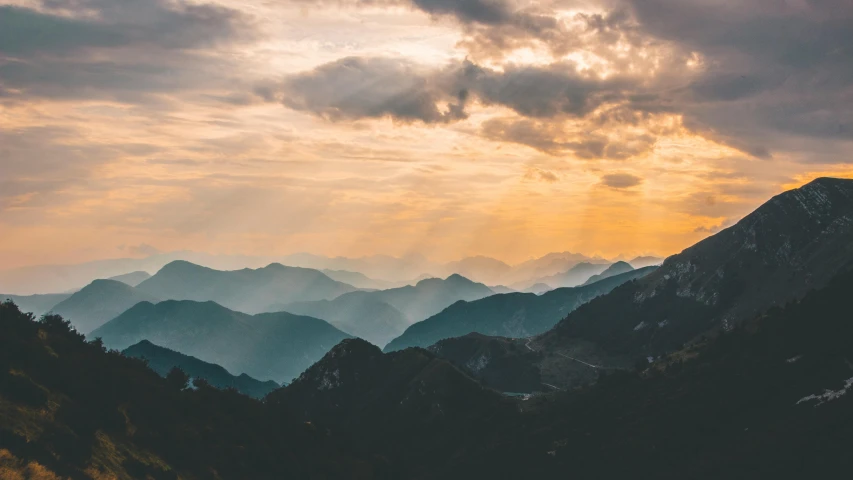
[488, 285, 516, 294]
[0, 292, 70, 317]
[437, 178, 853, 390]
[135, 261, 358, 314]
[384, 267, 657, 353]
[522, 283, 552, 294]
[581, 261, 634, 285]
[106, 271, 151, 286]
[122, 340, 279, 399]
[628, 255, 664, 268]
[320, 269, 402, 289]
[310, 274, 494, 326]
[50, 279, 159, 334]
[91, 300, 350, 382]
[268, 295, 408, 347]
[439, 256, 512, 282]
[522, 262, 611, 289]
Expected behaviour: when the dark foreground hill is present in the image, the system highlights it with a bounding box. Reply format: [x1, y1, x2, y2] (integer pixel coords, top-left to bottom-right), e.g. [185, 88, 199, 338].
[122, 340, 279, 399]
[438, 178, 853, 390]
[384, 267, 656, 352]
[0, 301, 381, 479]
[92, 300, 351, 382]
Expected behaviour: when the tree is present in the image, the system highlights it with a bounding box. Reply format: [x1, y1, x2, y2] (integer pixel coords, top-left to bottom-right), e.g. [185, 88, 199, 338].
[166, 367, 190, 390]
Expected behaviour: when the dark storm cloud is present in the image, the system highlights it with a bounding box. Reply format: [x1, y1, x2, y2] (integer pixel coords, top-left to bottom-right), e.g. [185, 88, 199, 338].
[272, 57, 468, 123]
[272, 57, 635, 125]
[600, 173, 643, 189]
[0, 1, 252, 102]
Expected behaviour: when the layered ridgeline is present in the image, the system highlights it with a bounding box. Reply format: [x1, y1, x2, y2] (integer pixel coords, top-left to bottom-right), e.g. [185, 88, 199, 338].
[268, 296, 408, 348]
[0, 292, 70, 317]
[106, 271, 151, 286]
[50, 279, 160, 334]
[581, 261, 634, 286]
[4, 260, 853, 478]
[384, 267, 657, 353]
[519, 261, 612, 290]
[268, 266, 853, 477]
[436, 178, 853, 391]
[0, 302, 380, 479]
[135, 261, 358, 314]
[91, 300, 351, 382]
[122, 340, 279, 399]
[272, 274, 494, 332]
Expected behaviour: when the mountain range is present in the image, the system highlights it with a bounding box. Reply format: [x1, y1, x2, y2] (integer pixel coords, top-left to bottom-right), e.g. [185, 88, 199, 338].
[272, 275, 495, 334]
[122, 340, 279, 399]
[3, 179, 853, 479]
[384, 267, 657, 353]
[434, 177, 853, 391]
[91, 300, 352, 382]
[50, 279, 160, 334]
[581, 261, 635, 286]
[134, 261, 358, 314]
[0, 292, 70, 317]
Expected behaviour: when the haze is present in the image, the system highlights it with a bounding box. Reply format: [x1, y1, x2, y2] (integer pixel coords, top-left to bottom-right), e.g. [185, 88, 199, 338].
[2, 0, 853, 269]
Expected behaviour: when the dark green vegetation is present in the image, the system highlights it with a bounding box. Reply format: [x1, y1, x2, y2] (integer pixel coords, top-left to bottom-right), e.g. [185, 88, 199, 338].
[122, 340, 279, 399]
[135, 260, 358, 314]
[50, 280, 160, 335]
[0, 293, 70, 317]
[0, 301, 380, 479]
[278, 274, 494, 331]
[91, 300, 351, 382]
[385, 267, 656, 352]
[444, 178, 853, 389]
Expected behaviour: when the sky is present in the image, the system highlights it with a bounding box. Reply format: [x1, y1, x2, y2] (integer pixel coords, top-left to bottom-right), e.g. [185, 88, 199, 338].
[2, 0, 852, 268]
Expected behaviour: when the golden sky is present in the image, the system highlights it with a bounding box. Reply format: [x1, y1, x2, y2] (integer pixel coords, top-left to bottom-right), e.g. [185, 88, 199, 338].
[2, 0, 852, 268]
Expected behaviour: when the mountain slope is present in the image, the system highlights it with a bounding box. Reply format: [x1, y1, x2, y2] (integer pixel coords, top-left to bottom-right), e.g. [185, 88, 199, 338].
[0, 302, 380, 479]
[384, 267, 657, 353]
[50, 279, 160, 334]
[135, 261, 358, 314]
[437, 178, 853, 390]
[524, 262, 611, 289]
[443, 265, 853, 478]
[628, 255, 664, 268]
[269, 296, 408, 347]
[106, 271, 151, 286]
[122, 340, 279, 399]
[581, 261, 634, 285]
[308, 274, 495, 327]
[92, 300, 351, 382]
[267, 338, 516, 477]
[0, 292, 70, 317]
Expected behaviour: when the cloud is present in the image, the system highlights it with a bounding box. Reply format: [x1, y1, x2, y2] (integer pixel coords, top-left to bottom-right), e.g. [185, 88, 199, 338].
[694, 218, 735, 234]
[271, 57, 468, 123]
[600, 173, 642, 189]
[271, 56, 636, 126]
[0, 1, 253, 103]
